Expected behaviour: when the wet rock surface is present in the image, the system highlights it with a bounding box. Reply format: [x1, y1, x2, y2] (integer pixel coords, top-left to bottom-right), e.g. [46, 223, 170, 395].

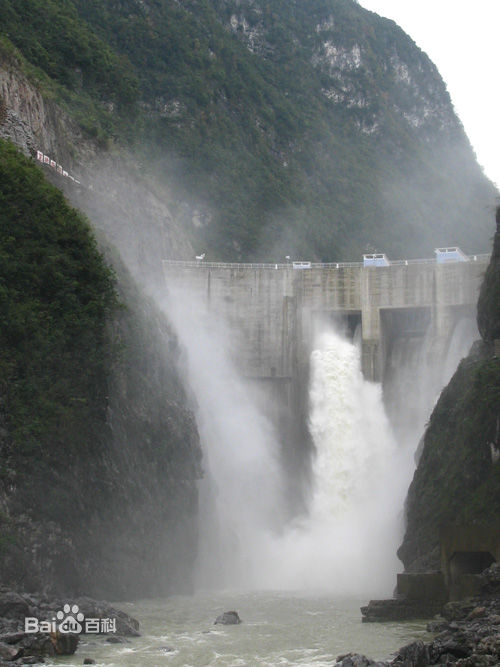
[214, 610, 242, 625]
[361, 598, 444, 622]
[0, 589, 140, 664]
[345, 579, 500, 667]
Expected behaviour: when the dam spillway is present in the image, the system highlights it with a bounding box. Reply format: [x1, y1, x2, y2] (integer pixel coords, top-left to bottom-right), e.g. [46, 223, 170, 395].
[162, 255, 489, 384]
[163, 253, 489, 580]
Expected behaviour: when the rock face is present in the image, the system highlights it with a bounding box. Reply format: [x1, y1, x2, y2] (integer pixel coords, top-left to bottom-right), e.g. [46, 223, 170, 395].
[477, 207, 500, 342]
[0, 52, 195, 290]
[0, 260, 203, 600]
[345, 588, 500, 667]
[0, 54, 91, 165]
[0, 142, 202, 600]
[398, 206, 500, 574]
[70, 262, 204, 600]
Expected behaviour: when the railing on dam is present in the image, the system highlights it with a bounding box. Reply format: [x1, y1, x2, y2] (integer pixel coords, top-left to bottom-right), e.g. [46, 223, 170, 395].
[162, 254, 490, 270]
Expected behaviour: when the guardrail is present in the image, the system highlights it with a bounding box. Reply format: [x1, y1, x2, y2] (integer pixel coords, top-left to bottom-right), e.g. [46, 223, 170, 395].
[162, 254, 490, 271]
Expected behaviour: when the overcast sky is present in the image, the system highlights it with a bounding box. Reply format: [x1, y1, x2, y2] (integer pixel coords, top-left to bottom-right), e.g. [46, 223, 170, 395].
[358, 0, 500, 190]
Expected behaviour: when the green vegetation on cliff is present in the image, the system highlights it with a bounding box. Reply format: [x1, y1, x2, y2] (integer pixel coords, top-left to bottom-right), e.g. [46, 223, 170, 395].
[477, 207, 500, 342]
[0, 0, 496, 261]
[399, 208, 500, 573]
[0, 140, 202, 598]
[0, 0, 138, 113]
[0, 139, 117, 485]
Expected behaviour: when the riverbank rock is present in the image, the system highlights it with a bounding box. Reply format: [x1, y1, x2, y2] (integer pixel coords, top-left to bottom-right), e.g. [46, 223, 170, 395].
[361, 598, 443, 622]
[49, 632, 78, 655]
[480, 563, 500, 593]
[214, 611, 241, 625]
[350, 590, 500, 666]
[0, 631, 57, 663]
[69, 597, 140, 636]
[391, 640, 433, 665]
[0, 642, 23, 661]
[0, 590, 140, 638]
[0, 594, 30, 622]
[0, 590, 140, 665]
[336, 653, 379, 666]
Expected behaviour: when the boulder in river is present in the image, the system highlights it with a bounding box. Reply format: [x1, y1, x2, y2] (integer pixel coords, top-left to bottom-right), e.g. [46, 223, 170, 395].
[49, 631, 78, 655]
[214, 611, 241, 625]
[0, 641, 23, 661]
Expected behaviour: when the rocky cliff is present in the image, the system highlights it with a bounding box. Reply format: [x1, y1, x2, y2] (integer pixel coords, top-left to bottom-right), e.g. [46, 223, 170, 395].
[0, 140, 202, 599]
[0, 44, 194, 292]
[477, 207, 500, 343]
[398, 207, 500, 573]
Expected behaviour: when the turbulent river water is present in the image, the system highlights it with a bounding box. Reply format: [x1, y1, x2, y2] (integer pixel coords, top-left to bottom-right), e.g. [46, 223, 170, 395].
[53, 592, 429, 667]
[72, 298, 473, 667]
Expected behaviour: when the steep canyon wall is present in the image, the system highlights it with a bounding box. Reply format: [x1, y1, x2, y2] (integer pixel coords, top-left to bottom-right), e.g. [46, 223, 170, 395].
[0, 60, 203, 598]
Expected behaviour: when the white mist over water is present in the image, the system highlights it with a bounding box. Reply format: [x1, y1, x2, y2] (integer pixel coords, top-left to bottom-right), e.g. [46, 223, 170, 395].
[165, 288, 286, 589]
[384, 317, 478, 453]
[442, 318, 478, 386]
[167, 283, 477, 595]
[258, 330, 413, 595]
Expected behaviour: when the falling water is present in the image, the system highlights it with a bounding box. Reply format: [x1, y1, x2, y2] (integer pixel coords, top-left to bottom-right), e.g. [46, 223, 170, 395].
[259, 329, 413, 595]
[167, 278, 477, 594]
[165, 288, 286, 589]
[265, 319, 479, 592]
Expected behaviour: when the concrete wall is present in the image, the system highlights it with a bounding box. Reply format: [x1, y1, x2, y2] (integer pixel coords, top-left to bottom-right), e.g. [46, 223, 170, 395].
[440, 524, 500, 600]
[163, 257, 488, 512]
[162, 257, 489, 383]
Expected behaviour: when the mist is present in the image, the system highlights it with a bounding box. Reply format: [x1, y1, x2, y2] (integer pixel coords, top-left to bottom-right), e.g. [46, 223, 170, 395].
[164, 285, 287, 589]
[59, 150, 481, 599]
[162, 274, 479, 595]
[257, 329, 414, 596]
[384, 316, 479, 455]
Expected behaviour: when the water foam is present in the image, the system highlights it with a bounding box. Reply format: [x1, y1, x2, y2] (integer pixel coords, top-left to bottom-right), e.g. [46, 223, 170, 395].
[259, 330, 413, 595]
[165, 288, 286, 589]
[167, 281, 473, 594]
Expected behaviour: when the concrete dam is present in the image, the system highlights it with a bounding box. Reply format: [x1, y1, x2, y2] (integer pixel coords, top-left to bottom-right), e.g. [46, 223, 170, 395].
[162, 254, 489, 385]
[163, 252, 489, 517]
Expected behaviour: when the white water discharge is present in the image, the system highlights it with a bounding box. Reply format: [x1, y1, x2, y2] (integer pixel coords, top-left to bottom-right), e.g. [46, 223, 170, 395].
[165, 288, 286, 589]
[167, 284, 476, 595]
[260, 329, 413, 595]
[167, 284, 411, 593]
